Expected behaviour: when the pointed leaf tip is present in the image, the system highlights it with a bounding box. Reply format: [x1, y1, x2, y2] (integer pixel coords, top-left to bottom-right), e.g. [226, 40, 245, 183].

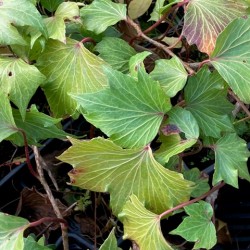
[119, 195, 173, 250]
[58, 137, 193, 215]
[211, 16, 250, 104]
[213, 133, 250, 188]
[73, 68, 171, 148]
[170, 201, 217, 249]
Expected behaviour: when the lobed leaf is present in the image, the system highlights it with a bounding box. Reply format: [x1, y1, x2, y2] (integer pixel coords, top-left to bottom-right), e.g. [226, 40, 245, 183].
[182, 0, 247, 54]
[129, 51, 151, 78]
[0, 57, 46, 120]
[36, 38, 108, 118]
[184, 66, 234, 138]
[213, 133, 250, 188]
[23, 235, 51, 250]
[80, 0, 127, 34]
[72, 67, 171, 148]
[154, 107, 199, 163]
[150, 56, 188, 97]
[0, 212, 29, 250]
[95, 37, 136, 73]
[7, 106, 68, 146]
[58, 137, 193, 215]
[170, 201, 217, 249]
[44, 2, 80, 43]
[99, 228, 122, 250]
[183, 168, 210, 198]
[119, 195, 173, 250]
[0, 92, 17, 142]
[0, 0, 47, 46]
[211, 16, 250, 104]
[149, 0, 165, 21]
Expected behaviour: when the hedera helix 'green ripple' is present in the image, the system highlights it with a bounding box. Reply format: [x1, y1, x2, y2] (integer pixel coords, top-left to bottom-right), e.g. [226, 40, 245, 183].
[0, 0, 250, 249]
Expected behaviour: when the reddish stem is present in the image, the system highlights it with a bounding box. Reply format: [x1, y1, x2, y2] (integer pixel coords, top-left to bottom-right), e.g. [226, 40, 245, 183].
[29, 217, 67, 228]
[143, 0, 187, 35]
[159, 181, 225, 219]
[197, 59, 211, 70]
[80, 37, 96, 45]
[18, 129, 39, 179]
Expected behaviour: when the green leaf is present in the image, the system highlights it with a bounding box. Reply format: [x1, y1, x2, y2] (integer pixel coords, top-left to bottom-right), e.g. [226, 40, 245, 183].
[159, 0, 182, 15]
[0, 0, 47, 46]
[149, 0, 165, 21]
[210, 16, 250, 104]
[170, 201, 217, 249]
[128, 0, 152, 19]
[154, 107, 199, 163]
[182, 0, 247, 54]
[58, 137, 193, 215]
[24, 235, 51, 250]
[72, 67, 171, 148]
[44, 2, 80, 43]
[0, 212, 29, 250]
[184, 66, 234, 138]
[154, 135, 196, 165]
[80, 0, 127, 34]
[167, 107, 199, 140]
[129, 51, 151, 78]
[99, 228, 121, 250]
[36, 38, 108, 118]
[40, 0, 63, 12]
[95, 37, 136, 73]
[0, 92, 17, 142]
[183, 168, 210, 197]
[150, 57, 188, 97]
[0, 57, 46, 120]
[119, 195, 173, 250]
[213, 133, 250, 188]
[8, 106, 68, 146]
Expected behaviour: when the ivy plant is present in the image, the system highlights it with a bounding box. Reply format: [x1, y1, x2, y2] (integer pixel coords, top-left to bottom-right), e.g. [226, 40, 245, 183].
[0, 0, 250, 249]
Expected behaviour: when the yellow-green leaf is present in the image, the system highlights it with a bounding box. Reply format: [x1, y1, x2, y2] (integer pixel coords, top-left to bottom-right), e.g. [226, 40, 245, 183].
[58, 137, 193, 215]
[128, 0, 152, 19]
[99, 228, 122, 250]
[119, 195, 173, 250]
[44, 2, 80, 43]
[36, 38, 108, 118]
[0, 92, 17, 142]
[0, 57, 46, 120]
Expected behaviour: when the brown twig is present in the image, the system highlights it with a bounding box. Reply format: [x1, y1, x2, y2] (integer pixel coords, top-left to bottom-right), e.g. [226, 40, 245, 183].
[94, 192, 97, 250]
[159, 181, 225, 219]
[29, 217, 67, 228]
[228, 89, 250, 118]
[181, 140, 203, 158]
[126, 17, 195, 75]
[32, 146, 69, 250]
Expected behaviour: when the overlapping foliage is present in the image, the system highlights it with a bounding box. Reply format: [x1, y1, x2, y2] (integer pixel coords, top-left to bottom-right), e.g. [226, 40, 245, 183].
[0, 0, 250, 249]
